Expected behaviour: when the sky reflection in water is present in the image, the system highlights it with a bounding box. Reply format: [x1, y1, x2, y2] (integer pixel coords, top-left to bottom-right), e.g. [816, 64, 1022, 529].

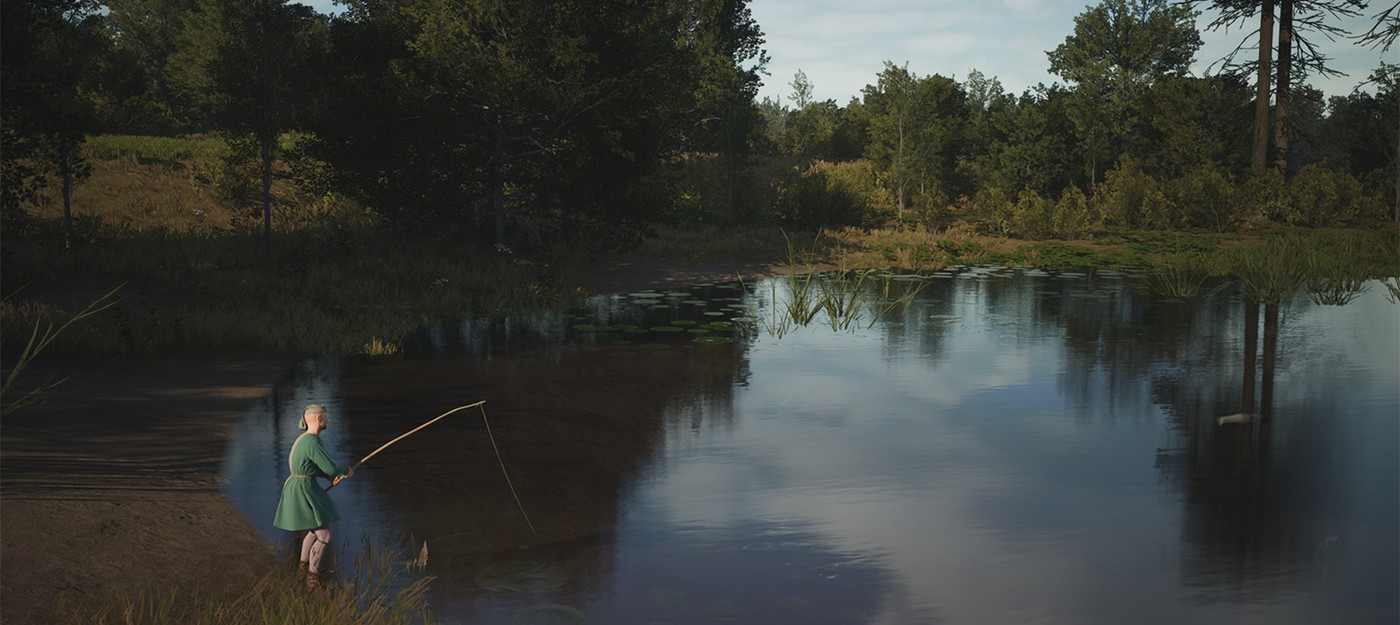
[223, 268, 1399, 625]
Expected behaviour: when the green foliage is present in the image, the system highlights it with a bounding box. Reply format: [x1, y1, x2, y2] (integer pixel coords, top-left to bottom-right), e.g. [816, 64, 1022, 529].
[986, 185, 1092, 241]
[1224, 232, 1309, 305]
[1166, 163, 1239, 232]
[1305, 248, 1372, 306]
[975, 185, 1016, 236]
[1094, 160, 1179, 229]
[1006, 241, 1137, 270]
[1, 285, 121, 417]
[773, 160, 888, 230]
[1140, 249, 1218, 299]
[1284, 164, 1384, 227]
[1047, 0, 1203, 182]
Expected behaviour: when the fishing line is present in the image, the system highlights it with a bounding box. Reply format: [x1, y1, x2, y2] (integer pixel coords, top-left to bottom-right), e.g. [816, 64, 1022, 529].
[479, 402, 538, 536]
[326, 401, 538, 536]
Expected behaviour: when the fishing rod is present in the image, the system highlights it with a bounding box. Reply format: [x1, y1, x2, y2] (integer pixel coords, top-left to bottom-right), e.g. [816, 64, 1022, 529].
[326, 401, 537, 535]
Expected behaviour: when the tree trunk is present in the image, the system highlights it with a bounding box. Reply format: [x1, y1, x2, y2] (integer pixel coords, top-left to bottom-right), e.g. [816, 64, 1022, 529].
[1273, 0, 1293, 174]
[1251, 0, 1274, 174]
[896, 113, 905, 230]
[726, 111, 737, 227]
[60, 136, 74, 253]
[1242, 300, 1259, 415]
[493, 122, 506, 247]
[1260, 302, 1279, 420]
[260, 133, 273, 241]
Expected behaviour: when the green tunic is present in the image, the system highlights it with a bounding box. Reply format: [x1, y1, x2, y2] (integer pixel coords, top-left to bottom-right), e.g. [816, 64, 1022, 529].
[272, 433, 347, 531]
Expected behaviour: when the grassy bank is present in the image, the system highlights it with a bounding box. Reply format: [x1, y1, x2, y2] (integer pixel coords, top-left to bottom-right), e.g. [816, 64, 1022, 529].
[73, 544, 434, 625]
[3, 135, 1396, 361]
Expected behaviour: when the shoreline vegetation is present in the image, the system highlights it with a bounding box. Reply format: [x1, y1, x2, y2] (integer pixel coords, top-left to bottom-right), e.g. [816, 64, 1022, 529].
[2, 134, 1395, 362]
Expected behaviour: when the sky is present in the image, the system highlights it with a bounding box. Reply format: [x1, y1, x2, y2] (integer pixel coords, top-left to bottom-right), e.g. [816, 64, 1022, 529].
[747, 0, 1392, 105]
[307, 0, 1393, 104]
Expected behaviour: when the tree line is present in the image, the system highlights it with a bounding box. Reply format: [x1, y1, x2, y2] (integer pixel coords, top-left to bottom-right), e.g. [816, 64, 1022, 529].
[760, 0, 1397, 233]
[1, 0, 1396, 255]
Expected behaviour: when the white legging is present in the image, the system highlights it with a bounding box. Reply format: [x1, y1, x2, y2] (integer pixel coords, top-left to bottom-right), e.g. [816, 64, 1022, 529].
[300, 527, 331, 574]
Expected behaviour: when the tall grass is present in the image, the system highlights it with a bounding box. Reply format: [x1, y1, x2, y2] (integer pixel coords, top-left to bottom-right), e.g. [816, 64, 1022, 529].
[2, 223, 576, 356]
[76, 541, 435, 625]
[740, 234, 924, 338]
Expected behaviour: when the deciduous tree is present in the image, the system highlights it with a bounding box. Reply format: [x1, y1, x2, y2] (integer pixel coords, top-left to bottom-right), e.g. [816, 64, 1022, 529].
[173, 0, 325, 240]
[1047, 0, 1201, 185]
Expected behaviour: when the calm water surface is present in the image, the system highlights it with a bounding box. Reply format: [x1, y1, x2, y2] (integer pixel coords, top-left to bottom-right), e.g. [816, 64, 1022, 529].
[223, 267, 1399, 625]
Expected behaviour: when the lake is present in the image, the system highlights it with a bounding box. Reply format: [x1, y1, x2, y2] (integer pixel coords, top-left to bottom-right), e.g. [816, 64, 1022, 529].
[222, 266, 1399, 625]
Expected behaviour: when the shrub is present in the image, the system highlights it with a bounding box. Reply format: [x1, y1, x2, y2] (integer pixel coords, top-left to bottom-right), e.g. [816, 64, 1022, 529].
[1169, 164, 1238, 232]
[1286, 164, 1382, 227]
[974, 185, 1015, 236]
[1095, 161, 1179, 230]
[772, 159, 887, 230]
[1050, 185, 1093, 239]
[1236, 170, 1287, 228]
[909, 181, 952, 230]
[1010, 190, 1054, 240]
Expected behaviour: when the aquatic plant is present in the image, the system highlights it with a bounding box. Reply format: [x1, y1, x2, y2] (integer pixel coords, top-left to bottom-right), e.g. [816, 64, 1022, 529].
[739, 234, 924, 337]
[1226, 234, 1306, 305]
[1, 285, 121, 417]
[1139, 250, 1219, 299]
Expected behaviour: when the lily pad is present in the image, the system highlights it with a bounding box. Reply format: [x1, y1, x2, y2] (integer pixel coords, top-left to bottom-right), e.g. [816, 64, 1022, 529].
[669, 319, 698, 326]
[650, 325, 684, 333]
[686, 328, 710, 334]
[693, 336, 733, 345]
[629, 292, 665, 299]
[475, 560, 567, 593]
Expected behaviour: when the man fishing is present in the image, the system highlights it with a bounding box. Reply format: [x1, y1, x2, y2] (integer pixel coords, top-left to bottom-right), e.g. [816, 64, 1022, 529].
[272, 404, 353, 592]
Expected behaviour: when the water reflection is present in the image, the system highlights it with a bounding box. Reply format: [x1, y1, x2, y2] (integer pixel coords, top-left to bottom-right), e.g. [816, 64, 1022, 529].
[223, 269, 1398, 624]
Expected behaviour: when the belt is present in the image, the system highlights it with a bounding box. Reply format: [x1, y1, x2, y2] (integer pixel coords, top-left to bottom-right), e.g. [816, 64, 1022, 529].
[289, 473, 317, 479]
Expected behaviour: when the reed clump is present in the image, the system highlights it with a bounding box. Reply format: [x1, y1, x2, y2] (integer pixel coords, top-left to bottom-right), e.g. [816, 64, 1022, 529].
[741, 234, 923, 338]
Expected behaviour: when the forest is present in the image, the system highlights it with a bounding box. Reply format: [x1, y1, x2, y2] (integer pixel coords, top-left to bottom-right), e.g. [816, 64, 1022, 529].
[1, 0, 1398, 356]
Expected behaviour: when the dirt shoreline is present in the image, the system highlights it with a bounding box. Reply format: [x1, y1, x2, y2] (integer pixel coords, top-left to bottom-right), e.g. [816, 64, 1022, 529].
[0, 260, 783, 623]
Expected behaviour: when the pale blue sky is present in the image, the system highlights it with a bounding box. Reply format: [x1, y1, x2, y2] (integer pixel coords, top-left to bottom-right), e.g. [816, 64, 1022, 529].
[308, 1, 1392, 103]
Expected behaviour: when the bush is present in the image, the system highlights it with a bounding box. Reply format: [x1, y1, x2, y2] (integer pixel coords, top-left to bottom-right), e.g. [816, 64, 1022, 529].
[1169, 164, 1238, 232]
[1236, 170, 1287, 228]
[1286, 164, 1382, 227]
[772, 159, 888, 230]
[974, 185, 1015, 236]
[1095, 161, 1179, 230]
[909, 181, 952, 230]
[1051, 185, 1093, 239]
[1010, 190, 1054, 239]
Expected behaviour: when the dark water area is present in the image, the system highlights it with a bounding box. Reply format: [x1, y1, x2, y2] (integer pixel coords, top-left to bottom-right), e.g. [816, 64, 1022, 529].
[222, 267, 1399, 625]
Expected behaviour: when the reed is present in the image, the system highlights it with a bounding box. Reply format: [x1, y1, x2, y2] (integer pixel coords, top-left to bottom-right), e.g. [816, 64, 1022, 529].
[1140, 250, 1219, 299]
[1304, 234, 1372, 306]
[741, 234, 924, 337]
